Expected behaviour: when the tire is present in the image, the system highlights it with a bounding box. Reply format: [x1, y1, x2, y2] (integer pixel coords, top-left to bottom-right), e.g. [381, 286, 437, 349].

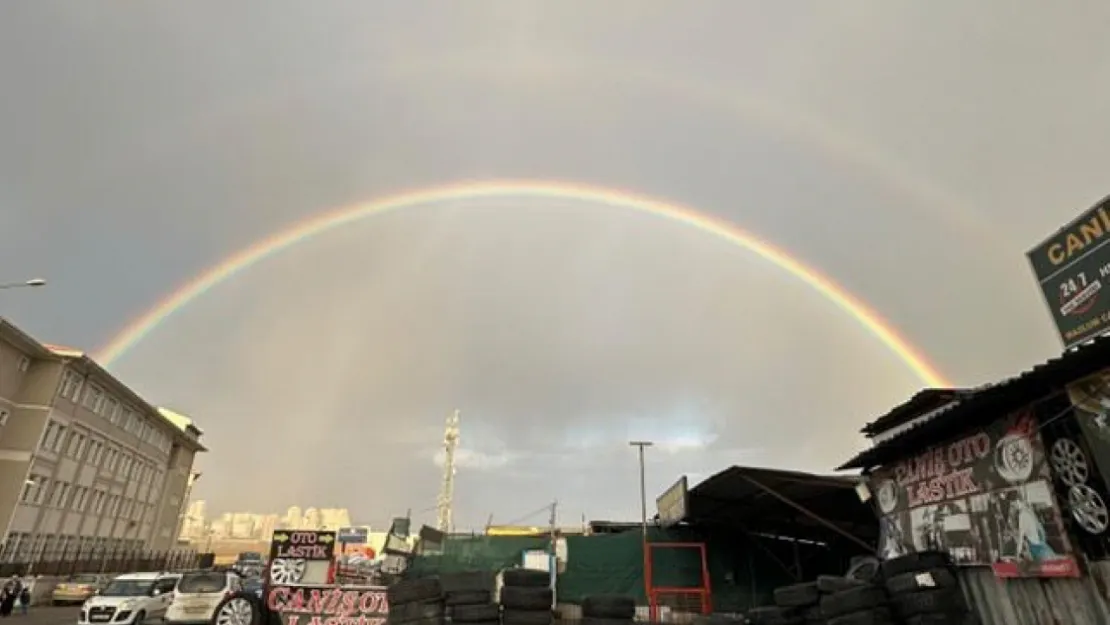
[747, 606, 803, 625]
[500, 586, 552, 610]
[817, 576, 869, 594]
[827, 607, 893, 625]
[451, 604, 500, 623]
[446, 590, 492, 606]
[583, 618, 637, 625]
[501, 608, 553, 625]
[846, 557, 882, 583]
[581, 594, 636, 619]
[884, 568, 958, 596]
[879, 552, 950, 578]
[904, 613, 972, 625]
[213, 593, 262, 625]
[388, 599, 445, 622]
[820, 586, 888, 619]
[389, 618, 445, 625]
[388, 577, 444, 606]
[774, 582, 821, 607]
[502, 568, 550, 588]
[441, 571, 494, 594]
[891, 589, 966, 618]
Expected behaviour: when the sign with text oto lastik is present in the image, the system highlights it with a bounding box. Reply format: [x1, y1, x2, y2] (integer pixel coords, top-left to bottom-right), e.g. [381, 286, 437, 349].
[267, 530, 336, 586]
[869, 409, 1079, 578]
[1028, 194, 1110, 348]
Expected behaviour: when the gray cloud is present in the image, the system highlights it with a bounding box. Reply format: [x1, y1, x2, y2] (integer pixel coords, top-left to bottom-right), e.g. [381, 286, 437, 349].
[1, 1, 1106, 528]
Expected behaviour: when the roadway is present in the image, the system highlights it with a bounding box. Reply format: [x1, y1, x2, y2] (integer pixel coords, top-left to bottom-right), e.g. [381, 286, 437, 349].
[20, 606, 79, 625]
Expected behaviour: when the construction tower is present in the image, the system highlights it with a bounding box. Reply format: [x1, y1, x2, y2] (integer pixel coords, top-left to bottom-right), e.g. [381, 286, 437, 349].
[436, 409, 461, 533]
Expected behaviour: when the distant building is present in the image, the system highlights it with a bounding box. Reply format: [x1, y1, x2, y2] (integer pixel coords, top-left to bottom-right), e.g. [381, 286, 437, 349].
[0, 317, 207, 561]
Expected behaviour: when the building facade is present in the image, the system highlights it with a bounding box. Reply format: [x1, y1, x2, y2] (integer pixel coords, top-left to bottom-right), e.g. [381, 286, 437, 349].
[0, 318, 206, 563]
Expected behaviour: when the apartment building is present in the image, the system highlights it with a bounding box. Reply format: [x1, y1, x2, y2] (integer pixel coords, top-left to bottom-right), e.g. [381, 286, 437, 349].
[0, 318, 206, 563]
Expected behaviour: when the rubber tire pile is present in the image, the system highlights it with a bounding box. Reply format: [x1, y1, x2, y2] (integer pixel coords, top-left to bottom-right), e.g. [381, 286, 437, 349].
[748, 550, 975, 625]
[444, 572, 501, 625]
[580, 594, 637, 625]
[881, 552, 974, 625]
[499, 569, 554, 625]
[387, 577, 447, 625]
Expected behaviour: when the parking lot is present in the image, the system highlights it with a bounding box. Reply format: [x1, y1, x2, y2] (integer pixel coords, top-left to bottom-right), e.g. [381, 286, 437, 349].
[17, 606, 79, 625]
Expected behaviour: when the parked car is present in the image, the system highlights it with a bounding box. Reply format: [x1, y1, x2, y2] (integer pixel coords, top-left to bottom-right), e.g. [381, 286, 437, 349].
[240, 577, 264, 599]
[165, 571, 243, 625]
[53, 574, 110, 605]
[79, 572, 180, 625]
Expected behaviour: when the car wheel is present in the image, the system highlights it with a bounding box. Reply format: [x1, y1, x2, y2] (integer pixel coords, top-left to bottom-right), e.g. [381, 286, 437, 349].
[214, 592, 260, 625]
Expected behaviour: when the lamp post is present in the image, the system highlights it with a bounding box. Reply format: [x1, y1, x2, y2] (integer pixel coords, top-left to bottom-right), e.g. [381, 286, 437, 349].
[629, 441, 653, 617]
[0, 278, 46, 290]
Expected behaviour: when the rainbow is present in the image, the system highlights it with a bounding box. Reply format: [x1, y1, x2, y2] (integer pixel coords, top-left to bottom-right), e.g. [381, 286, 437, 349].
[96, 180, 950, 386]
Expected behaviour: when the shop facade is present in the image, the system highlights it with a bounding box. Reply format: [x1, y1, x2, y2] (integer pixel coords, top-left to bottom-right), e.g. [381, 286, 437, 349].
[840, 337, 1110, 625]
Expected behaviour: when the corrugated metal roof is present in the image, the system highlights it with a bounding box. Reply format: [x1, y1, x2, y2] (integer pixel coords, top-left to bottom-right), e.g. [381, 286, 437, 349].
[838, 335, 1110, 471]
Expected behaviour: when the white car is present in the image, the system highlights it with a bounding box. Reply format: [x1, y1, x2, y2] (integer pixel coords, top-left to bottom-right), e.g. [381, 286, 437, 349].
[165, 571, 243, 625]
[79, 572, 180, 625]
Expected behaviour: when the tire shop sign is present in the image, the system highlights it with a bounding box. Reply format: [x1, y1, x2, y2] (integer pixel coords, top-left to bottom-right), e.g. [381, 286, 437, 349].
[266, 585, 388, 625]
[268, 530, 338, 586]
[869, 409, 1080, 578]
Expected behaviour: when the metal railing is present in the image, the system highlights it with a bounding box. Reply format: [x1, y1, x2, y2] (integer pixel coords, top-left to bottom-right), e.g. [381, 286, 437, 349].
[0, 548, 201, 577]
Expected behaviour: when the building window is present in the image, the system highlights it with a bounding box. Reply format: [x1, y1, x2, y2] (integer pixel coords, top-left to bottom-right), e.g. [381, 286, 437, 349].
[88, 439, 104, 465]
[53, 426, 68, 454]
[106, 448, 118, 472]
[73, 487, 89, 512]
[16, 356, 29, 372]
[67, 432, 87, 459]
[40, 421, 62, 452]
[83, 385, 104, 412]
[0, 409, 8, 430]
[115, 408, 130, 428]
[20, 475, 47, 503]
[59, 371, 82, 400]
[92, 490, 105, 514]
[52, 482, 70, 508]
[103, 397, 119, 421]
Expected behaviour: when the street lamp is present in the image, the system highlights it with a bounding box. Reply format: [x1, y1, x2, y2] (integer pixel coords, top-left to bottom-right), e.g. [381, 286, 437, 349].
[0, 278, 45, 290]
[629, 441, 653, 537]
[629, 441, 653, 618]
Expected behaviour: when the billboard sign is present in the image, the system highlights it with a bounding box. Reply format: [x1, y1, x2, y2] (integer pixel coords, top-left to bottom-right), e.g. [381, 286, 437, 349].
[869, 409, 1079, 578]
[267, 530, 336, 586]
[338, 527, 369, 544]
[656, 476, 689, 526]
[1028, 195, 1110, 348]
[265, 584, 387, 625]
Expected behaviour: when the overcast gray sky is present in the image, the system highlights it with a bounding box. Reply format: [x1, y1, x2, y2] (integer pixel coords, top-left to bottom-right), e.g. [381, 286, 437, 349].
[2, 2, 1109, 530]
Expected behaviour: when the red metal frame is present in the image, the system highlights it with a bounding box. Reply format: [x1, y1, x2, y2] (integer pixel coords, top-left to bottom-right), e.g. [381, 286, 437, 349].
[645, 541, 712, 621]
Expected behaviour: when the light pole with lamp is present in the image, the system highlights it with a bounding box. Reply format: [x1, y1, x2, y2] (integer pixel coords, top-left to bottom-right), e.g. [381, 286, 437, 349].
[629, 441, 653, 617]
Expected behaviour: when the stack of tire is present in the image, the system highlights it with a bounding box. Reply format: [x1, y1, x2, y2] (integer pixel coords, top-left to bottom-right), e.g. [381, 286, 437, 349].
[745, 580, 821, 625]
[443, 572, 500, 625]
[580, 594, 637, 625]
[881, 551, 973, 625]
[499, 569, 554, 625]
[387, 577, 447, 625]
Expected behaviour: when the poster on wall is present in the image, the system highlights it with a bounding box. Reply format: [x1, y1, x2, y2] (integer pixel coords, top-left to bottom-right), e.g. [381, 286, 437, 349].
[870, 409, 1080, 578]
[1063, 369, 1110, 537]
[267, 530, 337, 586]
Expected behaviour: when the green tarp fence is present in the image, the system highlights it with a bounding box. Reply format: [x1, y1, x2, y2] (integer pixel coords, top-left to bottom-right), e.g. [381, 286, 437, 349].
[405, 527, 853, 613]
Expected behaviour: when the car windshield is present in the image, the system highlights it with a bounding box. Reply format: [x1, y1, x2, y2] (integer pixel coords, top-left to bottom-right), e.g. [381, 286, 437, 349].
[176, 573, 227, 594]
[100, 580, 153, 597]
[70, 575, 100, 585]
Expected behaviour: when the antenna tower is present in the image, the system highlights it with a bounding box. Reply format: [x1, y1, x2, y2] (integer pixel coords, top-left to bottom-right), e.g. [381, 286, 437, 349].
[436, 409, 461, 533]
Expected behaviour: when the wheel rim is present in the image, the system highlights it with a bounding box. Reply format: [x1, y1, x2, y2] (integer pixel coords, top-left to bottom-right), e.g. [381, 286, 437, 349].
[270, 558, 307, 584]
[1068, 483, 1110, 534]
[1051, 438, 1090, 486]
[217, 597, 255, 625]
